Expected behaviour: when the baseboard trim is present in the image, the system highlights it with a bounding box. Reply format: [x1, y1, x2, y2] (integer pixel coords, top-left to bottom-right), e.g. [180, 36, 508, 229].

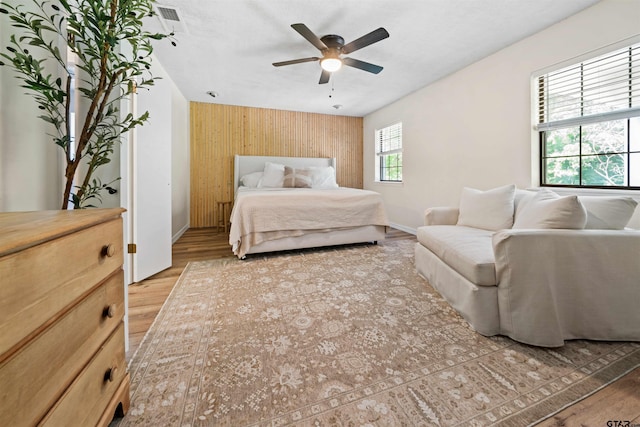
[172, 223, 189, 244]
[390, 222, 416, 235]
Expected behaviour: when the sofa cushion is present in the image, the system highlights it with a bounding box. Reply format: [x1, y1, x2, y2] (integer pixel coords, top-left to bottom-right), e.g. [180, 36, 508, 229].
[417, 225, 497, 286]
[513, 189, 587, 229]
[456, 184, 516, 231]
[579, 196, 638, 229]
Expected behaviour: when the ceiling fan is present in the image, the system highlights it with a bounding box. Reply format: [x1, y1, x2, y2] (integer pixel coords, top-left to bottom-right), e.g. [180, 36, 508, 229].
[273, 23, 390, 84]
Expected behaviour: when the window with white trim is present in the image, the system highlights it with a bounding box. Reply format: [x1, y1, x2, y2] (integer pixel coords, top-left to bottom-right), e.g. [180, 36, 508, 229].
[536, 42, 640, 189]
[375, 122, 402, 182]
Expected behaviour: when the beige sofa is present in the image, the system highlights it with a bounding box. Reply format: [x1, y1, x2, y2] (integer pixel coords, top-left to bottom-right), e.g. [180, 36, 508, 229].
[414, 185, 640, 347]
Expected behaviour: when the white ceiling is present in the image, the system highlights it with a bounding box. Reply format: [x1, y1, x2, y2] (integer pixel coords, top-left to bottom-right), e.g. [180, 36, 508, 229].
[146, 0, 600, 117]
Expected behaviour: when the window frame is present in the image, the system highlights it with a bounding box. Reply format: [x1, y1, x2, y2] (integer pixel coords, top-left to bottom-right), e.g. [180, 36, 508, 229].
[374, 122, 403, 183]
[535, 39, 640, 190]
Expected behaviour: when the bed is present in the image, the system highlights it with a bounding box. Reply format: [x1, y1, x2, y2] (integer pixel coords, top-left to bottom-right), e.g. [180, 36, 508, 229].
[230, 155, 389, 258]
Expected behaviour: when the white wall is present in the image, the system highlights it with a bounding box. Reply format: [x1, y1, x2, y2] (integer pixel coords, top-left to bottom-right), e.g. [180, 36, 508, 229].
[0, 4, 63, 211]
[0, 17, 190, 234]
[170, 78, 190, 241]
[364, 0, 640, 232]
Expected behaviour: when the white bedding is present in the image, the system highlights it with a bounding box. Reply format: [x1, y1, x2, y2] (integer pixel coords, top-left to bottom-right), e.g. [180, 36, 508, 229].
[229, 187, 389, 257]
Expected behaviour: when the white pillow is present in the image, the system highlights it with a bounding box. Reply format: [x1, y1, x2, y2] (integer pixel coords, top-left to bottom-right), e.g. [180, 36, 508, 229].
[513, 189, 587, 229]
[514, 189, 535, 211]
[456, 184, 516, 231]
[308, 166, 339, 189]
[240, 171, 263, 188]
[258, 162, 285, 188]
[579, 196, 638, 229]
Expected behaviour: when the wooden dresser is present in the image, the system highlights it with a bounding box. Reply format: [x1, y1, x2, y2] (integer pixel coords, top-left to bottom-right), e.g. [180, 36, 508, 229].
[0, 208, 130, 426]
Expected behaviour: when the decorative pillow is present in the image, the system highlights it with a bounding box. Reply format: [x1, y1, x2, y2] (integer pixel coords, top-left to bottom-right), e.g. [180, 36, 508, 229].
[514, 189, 535, 211]
[579, 196, 638, 229]
[258, 162, 285, 188]
[513, 189, 587, 229]
[456, 184, 516, 231]
[308, 166, 339, 189]
[283, 166, 313, 188]
[240, 171, 263, 188]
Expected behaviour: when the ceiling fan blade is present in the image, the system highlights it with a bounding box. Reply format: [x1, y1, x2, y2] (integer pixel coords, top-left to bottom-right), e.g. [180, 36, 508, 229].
[342, 57, 383, 74]
[291, 23, 328, 51]
[319, 69, 331, 84]
[273, 57, 320, 67]
[342, 27, 389, 54]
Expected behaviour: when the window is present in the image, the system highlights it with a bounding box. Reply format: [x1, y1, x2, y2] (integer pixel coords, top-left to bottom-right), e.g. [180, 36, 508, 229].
[66, 43, 77, 162]
[65, 41, 78, 209]
[536, 42, 640, 189]
[375, 122, 402, 182]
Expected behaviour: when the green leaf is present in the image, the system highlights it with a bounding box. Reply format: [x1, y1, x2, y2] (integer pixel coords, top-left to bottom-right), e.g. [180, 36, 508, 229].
[2, 0, 174, 209]
[38, 115, 56, 124]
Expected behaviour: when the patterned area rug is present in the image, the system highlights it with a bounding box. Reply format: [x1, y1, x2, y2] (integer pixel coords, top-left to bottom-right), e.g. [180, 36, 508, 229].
[115, 240, 640, 426]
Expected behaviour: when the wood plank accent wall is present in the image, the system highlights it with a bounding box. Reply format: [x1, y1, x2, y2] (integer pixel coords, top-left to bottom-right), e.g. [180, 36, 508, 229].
[190, 102, 364, 228]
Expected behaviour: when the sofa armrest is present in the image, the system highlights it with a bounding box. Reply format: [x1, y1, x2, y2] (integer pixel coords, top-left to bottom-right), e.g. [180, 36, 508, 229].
[424, 207, 459, 226]
[492, 229, 640, 346]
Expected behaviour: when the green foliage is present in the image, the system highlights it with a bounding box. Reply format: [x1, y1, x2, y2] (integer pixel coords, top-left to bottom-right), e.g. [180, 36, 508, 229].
[543, 120, 628, 187]
[381, 153, 402, 181]
[0, 0, 173, 208]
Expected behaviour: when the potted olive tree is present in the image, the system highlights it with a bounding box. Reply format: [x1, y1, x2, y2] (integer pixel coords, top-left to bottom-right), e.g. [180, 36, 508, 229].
[0, 0, 173, 208]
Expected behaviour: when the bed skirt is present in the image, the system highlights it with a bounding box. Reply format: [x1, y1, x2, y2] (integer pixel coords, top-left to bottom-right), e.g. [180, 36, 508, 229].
[243, 225, 386, 256]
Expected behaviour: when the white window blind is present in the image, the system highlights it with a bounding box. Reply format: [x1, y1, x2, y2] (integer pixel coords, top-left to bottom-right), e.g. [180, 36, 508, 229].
[376, 122, 402, 156]
[537, 43, 640, 131]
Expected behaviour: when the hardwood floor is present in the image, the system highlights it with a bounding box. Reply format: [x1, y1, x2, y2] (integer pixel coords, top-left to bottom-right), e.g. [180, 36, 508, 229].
[127, 227, 640, 426]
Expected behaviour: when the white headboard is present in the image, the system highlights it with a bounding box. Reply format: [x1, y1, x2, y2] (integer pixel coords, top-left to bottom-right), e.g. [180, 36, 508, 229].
[234, 155, 337, 199]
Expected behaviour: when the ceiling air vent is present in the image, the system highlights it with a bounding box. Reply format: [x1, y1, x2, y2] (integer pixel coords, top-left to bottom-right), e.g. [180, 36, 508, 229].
[157, 6, 180, 21]
[155, 5, 188, 34]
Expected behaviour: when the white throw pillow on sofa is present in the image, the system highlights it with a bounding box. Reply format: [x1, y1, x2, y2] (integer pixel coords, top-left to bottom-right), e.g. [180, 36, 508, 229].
[513, 189, 586, 229]
[579, 196, 638, 229]
[456, 184, 516, 231]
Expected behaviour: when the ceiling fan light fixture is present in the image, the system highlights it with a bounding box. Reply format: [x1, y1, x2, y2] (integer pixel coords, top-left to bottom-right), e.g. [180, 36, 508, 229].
[274, 24, 389, 84]
[320, 57, 342, 72]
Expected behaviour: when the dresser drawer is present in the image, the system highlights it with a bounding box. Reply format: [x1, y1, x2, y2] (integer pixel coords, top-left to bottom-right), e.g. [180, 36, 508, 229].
[0, 217, 123, 358]
[40, 322, 127, 427]
[0, 271, 124, 427]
